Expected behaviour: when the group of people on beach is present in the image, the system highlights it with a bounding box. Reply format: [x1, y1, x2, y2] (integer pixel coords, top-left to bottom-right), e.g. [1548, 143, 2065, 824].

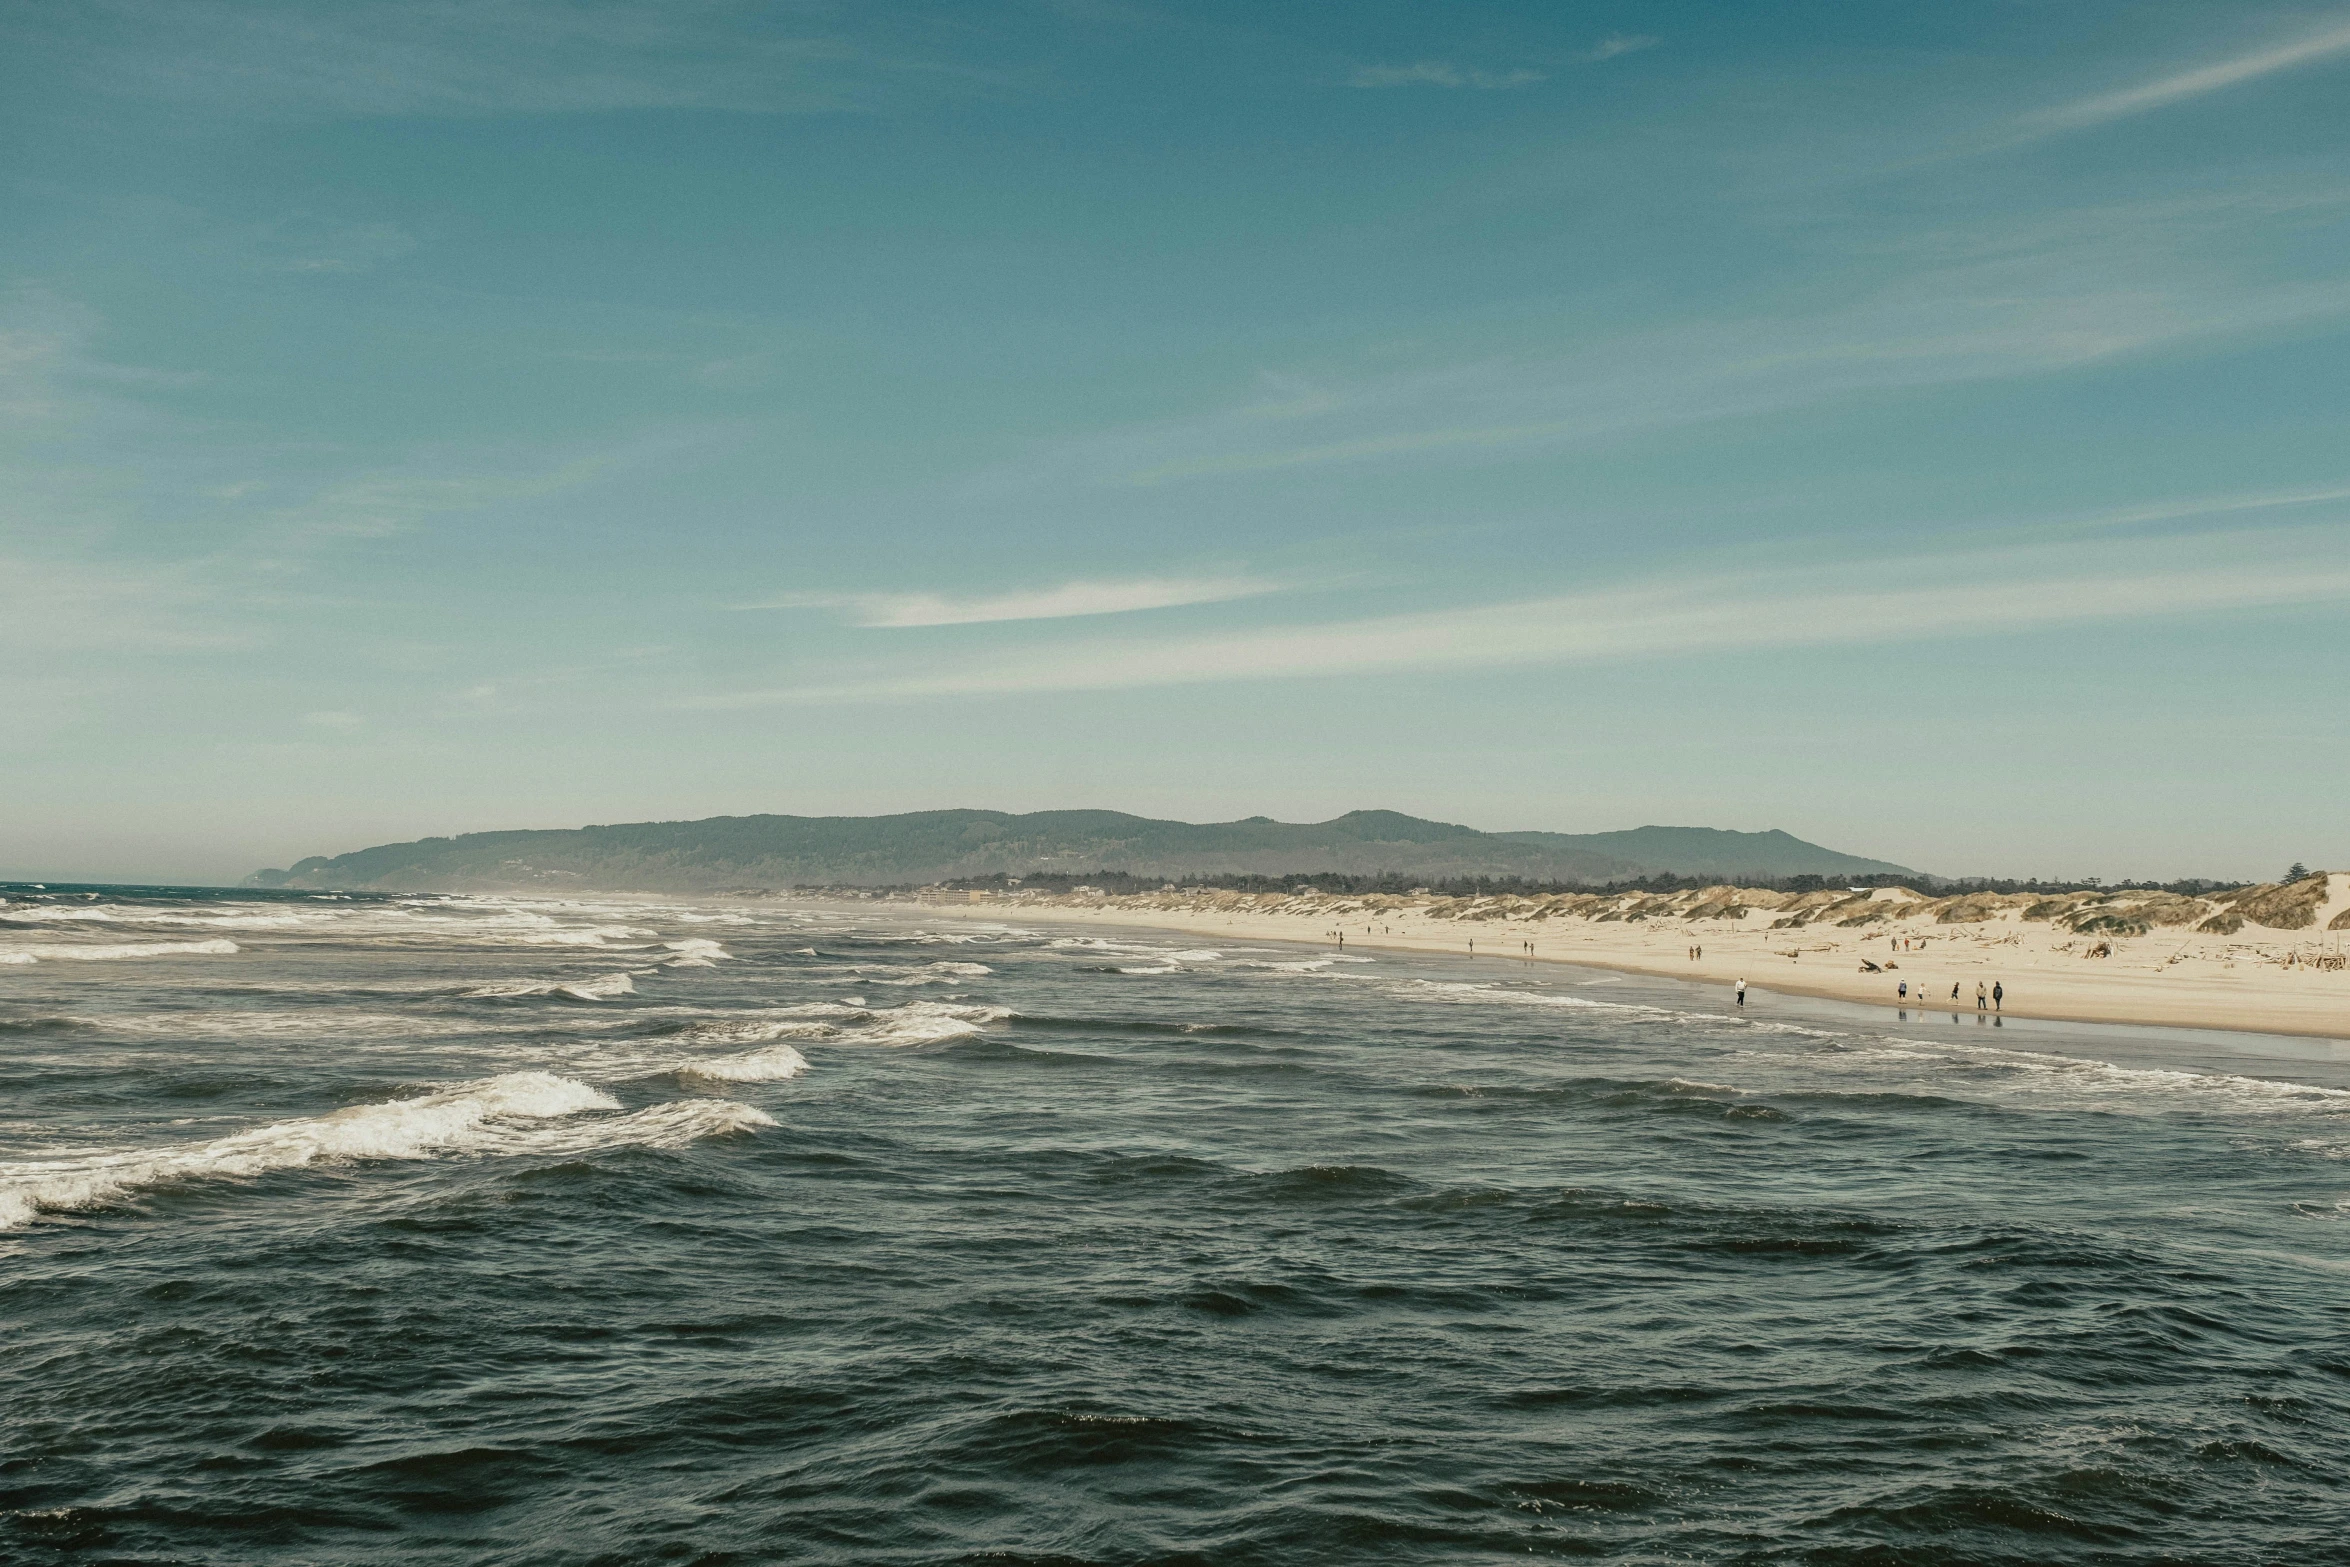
[1323, 923, 2012, 1019]
[1896, 978, 2004, 1011]
[1728, 976, 2007, 1015]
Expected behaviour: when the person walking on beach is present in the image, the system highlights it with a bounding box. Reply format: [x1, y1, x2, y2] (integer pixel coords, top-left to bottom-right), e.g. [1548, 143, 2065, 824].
[1735, 978, 1746, 1009]
[1898, 981, 1908, 1000]
[1993, 981, 2003, 1013]
[1975, 982, 1988, 1011]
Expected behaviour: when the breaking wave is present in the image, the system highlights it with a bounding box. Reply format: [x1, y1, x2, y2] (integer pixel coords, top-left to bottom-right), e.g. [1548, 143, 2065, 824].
[827, 1002, 1013, 1047]
[463, 972, 637, 1001]
[1802, 1037, 2350, 1117]
[677, 1045, 811, 1083]
[0, 1072, 616, 1229]
[0, 938, 240, 964]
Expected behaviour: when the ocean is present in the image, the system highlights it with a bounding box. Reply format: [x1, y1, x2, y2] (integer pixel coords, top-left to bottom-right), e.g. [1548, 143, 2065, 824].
[4, 884, 2347, 1564]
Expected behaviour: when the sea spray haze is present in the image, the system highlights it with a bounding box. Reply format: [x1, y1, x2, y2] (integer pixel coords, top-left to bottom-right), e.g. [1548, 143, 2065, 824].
[4, 885, 2347, 1564]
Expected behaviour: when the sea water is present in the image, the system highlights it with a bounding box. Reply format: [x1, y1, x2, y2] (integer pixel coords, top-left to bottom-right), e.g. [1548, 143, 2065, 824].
[3, 885, 2346, 1563]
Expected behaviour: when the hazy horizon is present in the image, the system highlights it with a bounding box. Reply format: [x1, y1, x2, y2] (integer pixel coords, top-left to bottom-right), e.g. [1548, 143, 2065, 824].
[8, 2, 2348, 886]
[0, 800, 2320, 892]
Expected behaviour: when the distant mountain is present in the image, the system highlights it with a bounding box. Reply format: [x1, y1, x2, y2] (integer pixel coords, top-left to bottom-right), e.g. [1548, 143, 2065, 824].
[245, 809, 1912, 892]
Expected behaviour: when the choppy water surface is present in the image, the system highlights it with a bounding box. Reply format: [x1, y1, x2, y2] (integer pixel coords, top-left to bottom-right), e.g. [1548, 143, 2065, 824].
[5, 885, 2348, 1565]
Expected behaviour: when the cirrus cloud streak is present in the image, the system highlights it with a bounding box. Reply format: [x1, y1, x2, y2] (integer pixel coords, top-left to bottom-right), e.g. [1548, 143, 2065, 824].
[740, 575, 1278, 627]
[2025, 15, 2350, 132]
[692, 529, 2350, 706]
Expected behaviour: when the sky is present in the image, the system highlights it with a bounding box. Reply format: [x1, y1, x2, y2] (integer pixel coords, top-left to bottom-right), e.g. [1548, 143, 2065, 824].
[5, 1, 2348, 885]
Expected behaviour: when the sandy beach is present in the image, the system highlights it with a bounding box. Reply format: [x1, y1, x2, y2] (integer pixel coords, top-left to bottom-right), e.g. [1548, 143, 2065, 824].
[853, 873, 2350, 1041]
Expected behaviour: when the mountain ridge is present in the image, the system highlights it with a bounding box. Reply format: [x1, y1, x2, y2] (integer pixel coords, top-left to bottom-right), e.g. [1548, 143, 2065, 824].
[245, 809, 1913, 892]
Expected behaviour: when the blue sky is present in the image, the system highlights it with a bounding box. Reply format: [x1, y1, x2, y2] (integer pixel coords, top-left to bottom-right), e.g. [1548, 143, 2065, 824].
[5, 1, 2348, 883]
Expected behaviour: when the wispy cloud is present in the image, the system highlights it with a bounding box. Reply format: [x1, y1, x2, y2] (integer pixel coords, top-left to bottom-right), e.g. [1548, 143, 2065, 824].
[743, 575, 1277, 627]
[1349, 32, 1652, 89]
[0, 287, 174, 425]
[2069, 482, 2350, 532]
[2023, 15, 2350, 133]
[960, 188, 2350, 496]
[272, 221, 417, 274]
[1578, 35, 1658, 63]
[692, 529, 2350, 705]
[1351, 61, 1545, 90]
[61, 0, 974, 120]
[0, 551, 260, 657]
[281, 456, 612, 538]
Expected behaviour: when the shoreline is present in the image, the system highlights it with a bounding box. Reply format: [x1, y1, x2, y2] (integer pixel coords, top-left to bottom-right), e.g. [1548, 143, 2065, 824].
[833, 888, 2350, 1044]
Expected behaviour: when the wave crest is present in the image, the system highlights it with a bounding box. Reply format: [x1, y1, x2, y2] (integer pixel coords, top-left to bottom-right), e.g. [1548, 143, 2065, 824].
[0, 1071, 618, 1230]
[0, 938, 239, 964]
[463, 972, 636, 1001]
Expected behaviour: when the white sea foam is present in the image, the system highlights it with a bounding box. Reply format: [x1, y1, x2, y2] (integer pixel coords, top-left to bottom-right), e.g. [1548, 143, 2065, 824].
[1355, 977, 1841, 1041]
[0, 1071, 618, 1229]
[1809, 1038, 2350, 1117]
[0, 939, 239, 964]
[677, 1044, 811, 1083]
[388, 909, 562, 930]
[94, 1009, 506, 1040]
[1364, 977, 1672, 1015]
[827, 1001, 1012, 1048]
[505, 1015, 834, 1084]
[150, 914, 317, 929]
[1664, 1077, 1742, 1095]
[463, 972, 636, 1001]
[472, 1096, 775, 1153]
[45, 909, 326, 930]
[672, 1016, 837, 1046]
[1049, 936, 1168, 955]
[659, 938, 732, 967]
[861, 958, 992, 985]
[567, 1001, 997, 1059]
[1236, 954, 1378, 973]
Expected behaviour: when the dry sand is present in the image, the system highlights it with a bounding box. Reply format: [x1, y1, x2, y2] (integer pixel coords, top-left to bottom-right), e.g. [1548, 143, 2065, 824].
[858, 873, 2350, 1041]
